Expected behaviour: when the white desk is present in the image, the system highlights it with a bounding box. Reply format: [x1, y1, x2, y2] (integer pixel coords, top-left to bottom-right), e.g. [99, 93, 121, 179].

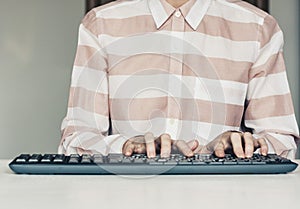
[1, 160, 300, 209]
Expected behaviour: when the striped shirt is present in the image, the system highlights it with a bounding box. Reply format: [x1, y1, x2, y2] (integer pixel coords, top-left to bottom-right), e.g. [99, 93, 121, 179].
[59, 0, 299, 158]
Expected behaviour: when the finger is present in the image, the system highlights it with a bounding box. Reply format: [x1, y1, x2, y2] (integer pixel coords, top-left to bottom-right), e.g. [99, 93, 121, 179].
[230, 132, 245, 158]
[144, 132, 156, 158]
[258, 138, 268, 156]
[124, 143, 135, 156]
[187, 140, 199, 151]
[205, 133, 228, 152]
[219, 132, 232, 151]
[160, 134, 172, 158]
[134, 142, 147, 154]
[122, 140, 131, 155]
[243, 132, 254, 158]
[214, 141, 226, 158]
[173, 140, 194, 157]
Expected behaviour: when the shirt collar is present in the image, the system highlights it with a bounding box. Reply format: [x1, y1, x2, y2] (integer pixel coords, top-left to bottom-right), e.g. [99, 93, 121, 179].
[148, 0, 212, 30]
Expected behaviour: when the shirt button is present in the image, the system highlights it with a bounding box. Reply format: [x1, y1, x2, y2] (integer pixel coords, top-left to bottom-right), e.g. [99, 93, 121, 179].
[174, 11, 181, 18]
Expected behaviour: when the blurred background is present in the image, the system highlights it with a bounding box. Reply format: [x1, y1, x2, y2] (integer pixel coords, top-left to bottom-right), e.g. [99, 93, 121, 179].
[0, 0, 299, 158]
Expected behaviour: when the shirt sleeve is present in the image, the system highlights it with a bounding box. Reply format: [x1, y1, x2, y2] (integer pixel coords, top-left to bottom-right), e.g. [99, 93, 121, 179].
[244, 15, 299, 159]
[58, 10, 128, 155]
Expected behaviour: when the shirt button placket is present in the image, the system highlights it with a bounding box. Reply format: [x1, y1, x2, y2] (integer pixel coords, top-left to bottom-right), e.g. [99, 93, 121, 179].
[166, 10, 185, 139]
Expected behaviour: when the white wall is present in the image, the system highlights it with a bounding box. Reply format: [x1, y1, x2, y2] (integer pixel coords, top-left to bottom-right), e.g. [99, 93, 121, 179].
[271, 0, 299, 121]
[270, 0, 300, 157]
[0, 0, 299, 158]
[0, 0, 84, 158]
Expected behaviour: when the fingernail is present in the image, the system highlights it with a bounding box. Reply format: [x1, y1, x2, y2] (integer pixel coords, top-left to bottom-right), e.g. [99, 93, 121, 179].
[261, 149, 267, 156]
[148, 151, 154, 158]
[239, 154, 245, 158]
[188, 151, 194, 157]
[246, 152, 251, 158]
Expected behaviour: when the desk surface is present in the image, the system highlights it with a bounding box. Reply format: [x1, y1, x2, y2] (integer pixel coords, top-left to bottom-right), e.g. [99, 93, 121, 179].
[1, 160, 300, 209]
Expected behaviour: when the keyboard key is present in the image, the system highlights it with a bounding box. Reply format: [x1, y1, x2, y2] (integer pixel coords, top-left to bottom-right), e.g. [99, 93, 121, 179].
[53, 155, 65, 163]
[122, 157, 133, 164]
[108, 154, 122, 163]
[178, 160, 192, 165]
[80, 154, 91, 163]
[223, 161, 238, 165]
[28, 154, 42, 163]
[93, 157, 104, 164]
[41, 154, 54, 163]
[237, 159, 251, 165]
[82, 154, 91, 159]
[164, 159, 178, 165]
[252, 160, 266, 165]
[70, 154, 80, 158]
[146, 158, 156, 164]
[149, 159, 163, 165]
[192, 160, 206, 165]
[68, 154, 80, 163]
[210, 161, 223, 165]
[204, 159, 212, 164]
[109, 158, 121, 163]
[158, 158, 167, 163]
[280, 159, 291, 163]
[134, 158, 145, 164]
[16, 154, 30, 163]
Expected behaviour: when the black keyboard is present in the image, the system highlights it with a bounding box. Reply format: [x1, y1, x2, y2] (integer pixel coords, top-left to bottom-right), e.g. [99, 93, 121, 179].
[9, 153, 298, 175]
